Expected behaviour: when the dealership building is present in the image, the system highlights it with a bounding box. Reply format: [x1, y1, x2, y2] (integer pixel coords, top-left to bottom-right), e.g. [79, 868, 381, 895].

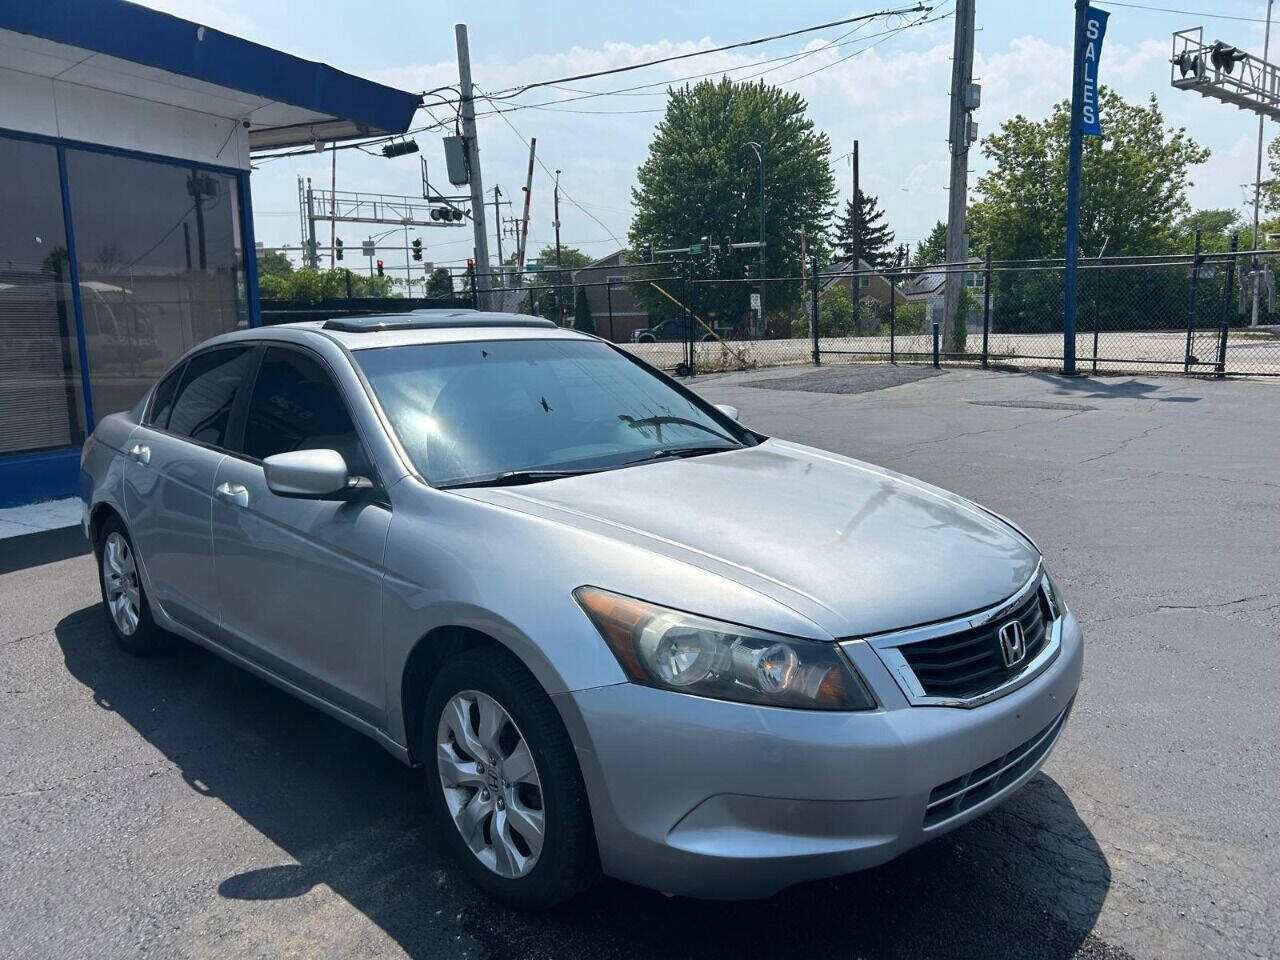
[0, 1, 418, 506]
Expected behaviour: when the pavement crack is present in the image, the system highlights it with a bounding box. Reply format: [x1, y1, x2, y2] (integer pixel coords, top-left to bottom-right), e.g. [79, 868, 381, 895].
[1077, 422, 1168, 464]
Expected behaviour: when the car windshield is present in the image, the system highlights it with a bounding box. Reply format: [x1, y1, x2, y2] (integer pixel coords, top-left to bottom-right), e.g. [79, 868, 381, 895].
[353, 338, 748, 487]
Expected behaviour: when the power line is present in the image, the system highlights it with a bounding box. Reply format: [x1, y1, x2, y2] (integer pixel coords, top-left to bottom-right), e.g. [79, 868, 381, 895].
[1101, 1, 1275, 22]
[482, 4, 930, 99]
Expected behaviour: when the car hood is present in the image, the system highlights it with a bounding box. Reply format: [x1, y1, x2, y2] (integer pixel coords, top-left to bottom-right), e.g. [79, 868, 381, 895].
[466, 439, 1040, 637]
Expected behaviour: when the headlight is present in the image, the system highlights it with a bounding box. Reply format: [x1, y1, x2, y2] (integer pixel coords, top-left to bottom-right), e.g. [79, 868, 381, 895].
[574, 586, 876, 710]
[1043, 570, 1069, 619]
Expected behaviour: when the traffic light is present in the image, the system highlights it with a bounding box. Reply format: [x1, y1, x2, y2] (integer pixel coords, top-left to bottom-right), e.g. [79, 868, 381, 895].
[1173, 50, 1203, 79]
[411, 238, 423, 261]
[1210, 42, 1246, 74]
[376, 259, 384, 277]
[335, 237, 344, 261]
[431, 207, 465, 222]
[743, 262, 754, 279]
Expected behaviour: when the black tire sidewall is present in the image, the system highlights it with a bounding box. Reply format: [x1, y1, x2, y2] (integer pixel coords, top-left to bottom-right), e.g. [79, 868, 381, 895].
[422, 648, 597, 910]
[94, 516, 164, 655]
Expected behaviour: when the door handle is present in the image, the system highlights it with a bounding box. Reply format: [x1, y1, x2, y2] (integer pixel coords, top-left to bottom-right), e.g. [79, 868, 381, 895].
[215, 481, 250, 508]
[129, 443, 151, 465]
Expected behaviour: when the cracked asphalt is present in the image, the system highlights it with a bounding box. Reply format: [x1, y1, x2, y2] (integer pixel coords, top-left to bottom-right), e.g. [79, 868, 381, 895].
[2, 367, 1276, 959]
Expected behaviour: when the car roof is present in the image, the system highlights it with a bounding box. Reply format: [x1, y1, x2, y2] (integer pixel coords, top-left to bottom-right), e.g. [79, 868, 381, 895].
[217, 309, 596, 351]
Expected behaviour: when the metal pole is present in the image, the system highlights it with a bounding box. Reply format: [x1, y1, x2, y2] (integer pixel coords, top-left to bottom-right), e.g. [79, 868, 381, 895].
[744, 142, 766, 329]
[517, 138, 536, 273]
[554, 170, 563, 323]
[1253, 0, 1275, 299]
[1062, 0, 1089, 375]
[304, 178, 317, 270]
[606, 282, 614, 341]
[1185, 229, 1202, 373]
[889, 268, 897, 364]
[455, 23, 491, 308]
[982, 243, 992, 368]
[493, 185, 504, 284]
[943, 0, 975, 354]
[810, 255, 821, 365]
[851, 140, 861, 334]
[404, 223, 411, 295]
[1092, 260, 1102, 373]
[330, 145, 336, 269]
[1218, 233, 1238, 375]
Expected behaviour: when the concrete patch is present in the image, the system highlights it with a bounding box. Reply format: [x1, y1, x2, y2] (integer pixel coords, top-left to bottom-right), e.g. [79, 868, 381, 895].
[745, 365, 947, 395]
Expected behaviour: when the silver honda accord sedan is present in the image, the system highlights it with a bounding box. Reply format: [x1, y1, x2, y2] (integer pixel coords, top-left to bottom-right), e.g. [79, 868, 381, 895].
[80, 309, 1082, 909]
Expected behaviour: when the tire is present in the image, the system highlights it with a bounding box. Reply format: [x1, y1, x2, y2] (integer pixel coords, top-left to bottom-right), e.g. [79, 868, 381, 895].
[637, 334, 655, 343]
[423, 647, 599, 910]
[701, 333, 716, 342]
[94, 514, 169, 655]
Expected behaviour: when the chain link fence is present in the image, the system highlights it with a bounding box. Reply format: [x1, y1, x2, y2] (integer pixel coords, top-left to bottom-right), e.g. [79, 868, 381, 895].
[263, 250, 1280, 378]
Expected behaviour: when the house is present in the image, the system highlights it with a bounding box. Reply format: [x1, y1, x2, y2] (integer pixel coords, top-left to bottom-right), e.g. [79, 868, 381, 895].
[0, 0, 418, 505]
[902, 260, 988, 332]
[819, 258, 902, 334]
[570, 250, 650, 342]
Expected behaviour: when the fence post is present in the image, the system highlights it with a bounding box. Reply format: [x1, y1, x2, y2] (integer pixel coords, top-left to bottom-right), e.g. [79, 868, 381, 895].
[1091, 256, 1101, 374]
[889, 269, 897, 364]
[468, 263, 479, 309]
[1217, 233, 1238, 376]
[606, 282, 615, 342]
[810, 256, 821, 365]
[932, 318, 940, 368]
[1184, 229, 1202, 373]
[982, 244, 992, 369]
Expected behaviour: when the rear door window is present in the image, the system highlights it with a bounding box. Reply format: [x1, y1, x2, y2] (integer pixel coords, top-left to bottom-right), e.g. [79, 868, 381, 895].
[147, 364, 184, 429]
[167, 346, 255, 448]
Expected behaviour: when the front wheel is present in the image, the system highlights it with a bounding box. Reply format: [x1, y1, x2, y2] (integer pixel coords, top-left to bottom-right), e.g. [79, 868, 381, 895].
[424, 647, 598, 909]
[95, 515, 169, 655]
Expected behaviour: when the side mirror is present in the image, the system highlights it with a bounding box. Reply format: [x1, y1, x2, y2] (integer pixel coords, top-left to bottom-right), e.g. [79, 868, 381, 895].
[263, 449, 351, 499]
[714, 404, 739, 421]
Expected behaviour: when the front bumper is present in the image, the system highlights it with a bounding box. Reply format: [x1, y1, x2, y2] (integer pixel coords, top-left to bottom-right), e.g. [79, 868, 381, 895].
[554, 611, 1083, 899]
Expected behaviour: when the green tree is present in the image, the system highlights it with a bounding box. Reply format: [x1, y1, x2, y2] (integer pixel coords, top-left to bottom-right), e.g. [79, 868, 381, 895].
[912, 221, 949, 270]
[256, 248, 294, 280]
[426, 266, 454, 298]
[259, 268, 394, 304]
[1173, 208, 1243, 253]
[968, 88, 1208, 334]
[573, 285, 595, 334]
[833, 191, 895, 267]
[969, 88, 1208, 260]
[630, 78, 836, 329]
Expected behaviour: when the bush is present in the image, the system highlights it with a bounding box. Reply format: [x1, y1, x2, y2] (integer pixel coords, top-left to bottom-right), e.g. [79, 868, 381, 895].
[573, 286, 595, 334]
[790, 284, 858, 338]
[259, 268, 395, 305]
[880, 300, 925, 335]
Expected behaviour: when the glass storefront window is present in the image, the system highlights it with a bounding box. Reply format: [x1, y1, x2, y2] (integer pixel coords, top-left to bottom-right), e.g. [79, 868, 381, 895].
[0, 136, 88, 456]
[65, 150, 249, 419]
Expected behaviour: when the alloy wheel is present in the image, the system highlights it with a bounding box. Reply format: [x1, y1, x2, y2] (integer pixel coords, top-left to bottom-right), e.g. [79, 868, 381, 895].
[101, 531, 141, 636]
[436, 689, 546, 878]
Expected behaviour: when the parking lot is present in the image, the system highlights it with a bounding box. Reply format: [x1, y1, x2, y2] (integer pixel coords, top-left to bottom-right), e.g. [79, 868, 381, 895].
[2, 366, 1277, 960]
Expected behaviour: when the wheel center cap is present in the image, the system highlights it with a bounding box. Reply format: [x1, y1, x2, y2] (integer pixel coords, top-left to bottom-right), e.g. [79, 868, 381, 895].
[485, 762, 501, 792]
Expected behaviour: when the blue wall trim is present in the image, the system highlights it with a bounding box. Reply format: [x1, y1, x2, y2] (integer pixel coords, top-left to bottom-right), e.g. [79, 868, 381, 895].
[0, 125, 247, 176]
[2, 1, 419, 136]
[239, 172, 262, 328]
[0, 449, 80, 508]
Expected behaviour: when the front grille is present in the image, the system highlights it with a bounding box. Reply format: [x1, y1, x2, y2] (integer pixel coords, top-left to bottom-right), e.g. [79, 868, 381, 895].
[897, 588, 1052, 700]
[923, 701, 1072, 828]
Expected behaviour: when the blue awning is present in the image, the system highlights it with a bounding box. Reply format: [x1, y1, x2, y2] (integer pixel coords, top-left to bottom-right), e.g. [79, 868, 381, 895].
[0, 0, 420, 150]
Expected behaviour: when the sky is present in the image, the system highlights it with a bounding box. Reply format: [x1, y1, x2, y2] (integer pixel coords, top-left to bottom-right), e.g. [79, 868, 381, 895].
[141, 1, 1277, 271]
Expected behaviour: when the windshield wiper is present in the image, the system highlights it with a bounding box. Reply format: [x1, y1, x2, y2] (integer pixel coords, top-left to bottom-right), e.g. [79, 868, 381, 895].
[626, 444, 739, 465]
[441, 468, 594, 489]
[618, 414, 736, 444]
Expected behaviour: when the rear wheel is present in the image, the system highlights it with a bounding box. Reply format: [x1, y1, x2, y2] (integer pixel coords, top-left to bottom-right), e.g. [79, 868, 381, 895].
[95, 515, 168, 655]
[423, 647, 598, 909]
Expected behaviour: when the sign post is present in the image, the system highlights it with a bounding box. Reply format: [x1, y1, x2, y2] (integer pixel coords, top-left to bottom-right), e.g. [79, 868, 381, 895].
[1063, 2, 1109, 375]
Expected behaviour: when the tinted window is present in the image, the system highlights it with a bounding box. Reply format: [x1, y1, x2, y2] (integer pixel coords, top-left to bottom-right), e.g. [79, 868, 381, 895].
[0, 135, 87, 455]
[168, 347, 254, 447]
[148, 364, 184, 428]
[242, 348, 368, 474]
[354, 339, 743, 486]
[65, 149, 249, 419]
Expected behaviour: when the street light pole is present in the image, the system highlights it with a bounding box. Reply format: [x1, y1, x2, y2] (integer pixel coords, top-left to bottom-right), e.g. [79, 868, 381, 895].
[744, 141, 766, 330]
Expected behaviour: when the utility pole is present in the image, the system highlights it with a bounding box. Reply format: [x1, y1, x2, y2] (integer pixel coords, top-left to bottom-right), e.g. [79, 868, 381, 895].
[455, 23, 491, 308]
[554, 169, 563, 323]
[851, 140, 861, 269]
[492, 186, 505, 274]
[517, 137, 536, 273]
[744, 141, 766, 330]
[335, 140, 340, 267]
[943, 0, 976, 352]
[1253, 0, 1275, 327]
[305, 177, 318, 270]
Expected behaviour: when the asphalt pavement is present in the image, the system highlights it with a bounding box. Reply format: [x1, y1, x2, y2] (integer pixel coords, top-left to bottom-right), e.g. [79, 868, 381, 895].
[2, 366, 1276, 959]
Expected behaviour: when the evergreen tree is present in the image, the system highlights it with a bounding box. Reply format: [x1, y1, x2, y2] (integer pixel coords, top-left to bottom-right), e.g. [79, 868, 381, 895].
[834, 191, 895, 267]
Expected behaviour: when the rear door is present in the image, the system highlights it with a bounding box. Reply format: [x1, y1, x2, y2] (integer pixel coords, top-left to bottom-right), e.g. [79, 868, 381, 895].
[210, 345, 390, 722]
[124, 345, 257, 637]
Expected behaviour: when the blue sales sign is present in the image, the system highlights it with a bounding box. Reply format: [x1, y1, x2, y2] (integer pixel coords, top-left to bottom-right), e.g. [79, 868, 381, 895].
[1080, 6, 1109, 136]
